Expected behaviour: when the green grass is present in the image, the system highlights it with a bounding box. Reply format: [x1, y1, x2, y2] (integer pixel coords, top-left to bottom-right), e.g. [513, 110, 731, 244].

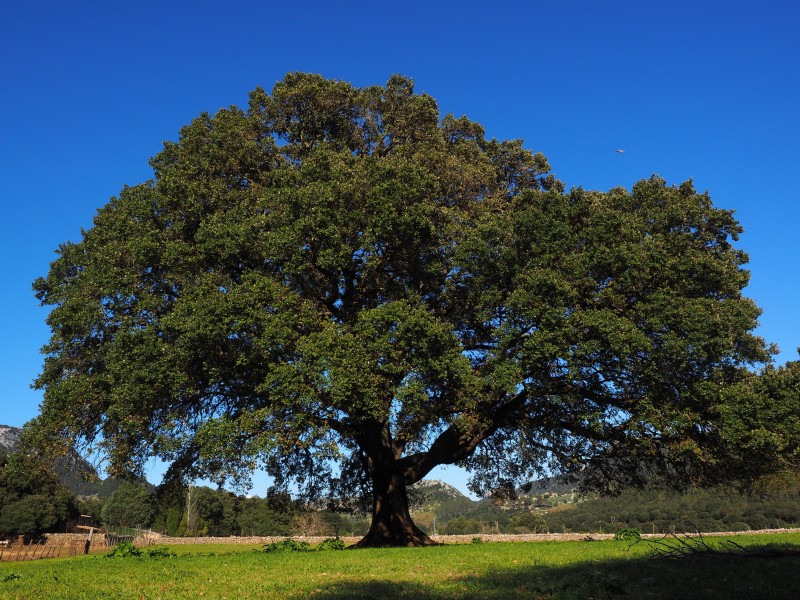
[1, 534, 799, 599]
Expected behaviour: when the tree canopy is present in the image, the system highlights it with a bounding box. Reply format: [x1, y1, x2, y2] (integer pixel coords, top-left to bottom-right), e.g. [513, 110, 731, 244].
[101, 480, 155, 530]
[717, 360, 800, 488]
[0, 450, 77, 536]
[32, 73, 771, 546]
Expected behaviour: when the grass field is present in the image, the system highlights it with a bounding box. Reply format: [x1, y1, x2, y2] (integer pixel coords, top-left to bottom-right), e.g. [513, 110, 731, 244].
[0, 534, 798, 599]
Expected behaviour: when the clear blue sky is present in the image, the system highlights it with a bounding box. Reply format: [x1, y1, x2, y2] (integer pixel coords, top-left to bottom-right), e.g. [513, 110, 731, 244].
[2, 0, 798, 495]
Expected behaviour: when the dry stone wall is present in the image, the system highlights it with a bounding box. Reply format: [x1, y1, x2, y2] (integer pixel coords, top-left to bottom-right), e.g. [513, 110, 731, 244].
[134, 527, 800, 547]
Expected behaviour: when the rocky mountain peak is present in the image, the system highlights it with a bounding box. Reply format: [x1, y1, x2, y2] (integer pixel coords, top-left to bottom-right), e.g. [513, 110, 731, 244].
[413, 479, 465, 498]
[0, 425, 22, 452]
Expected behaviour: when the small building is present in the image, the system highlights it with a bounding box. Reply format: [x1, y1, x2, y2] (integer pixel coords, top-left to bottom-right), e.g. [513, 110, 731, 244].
[73, 514, 97, 533]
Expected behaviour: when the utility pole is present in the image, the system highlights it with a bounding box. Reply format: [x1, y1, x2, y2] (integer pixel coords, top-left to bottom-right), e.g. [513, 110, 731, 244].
[186, 483, 198, 537]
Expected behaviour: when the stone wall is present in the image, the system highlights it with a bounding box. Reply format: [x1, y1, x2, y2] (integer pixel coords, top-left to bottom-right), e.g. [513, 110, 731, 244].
[149, 534, 362, 546]
[138, 527, 800, 546]
[44, 532, 110, 551]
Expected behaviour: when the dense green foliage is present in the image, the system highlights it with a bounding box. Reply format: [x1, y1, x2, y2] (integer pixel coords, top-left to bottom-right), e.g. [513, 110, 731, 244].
[317, 537, 346, 551]
[261, 537, 347, 553]
[0, 450, 77, 536]
[31, 72, 773, 544]
[612, 528, 642, 541]
[262, 538, 312, 553]
[105, 541, 176, 558]
[101, 481, 156, 530]
[408, 480, 800, 535]
[543, 486, 800, 534]
[719, 361, 800, 484]
[147, 484, 368, 538]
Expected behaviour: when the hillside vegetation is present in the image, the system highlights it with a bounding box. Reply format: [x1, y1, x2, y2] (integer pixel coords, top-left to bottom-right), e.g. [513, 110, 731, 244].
[410, 481, 800, 536]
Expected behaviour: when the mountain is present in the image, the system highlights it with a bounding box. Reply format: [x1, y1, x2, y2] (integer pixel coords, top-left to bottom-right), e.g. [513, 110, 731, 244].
[0, 425, 22, 453]
[410, 479, 476, 518]
[413, 479, 466, 498]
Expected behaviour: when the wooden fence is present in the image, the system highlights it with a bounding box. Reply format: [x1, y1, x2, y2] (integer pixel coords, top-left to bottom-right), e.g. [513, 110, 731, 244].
[0, 533, 111, 562]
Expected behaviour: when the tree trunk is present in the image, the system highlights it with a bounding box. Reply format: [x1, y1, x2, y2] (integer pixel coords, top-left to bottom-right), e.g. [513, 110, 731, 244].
[353, 469, 437, 548]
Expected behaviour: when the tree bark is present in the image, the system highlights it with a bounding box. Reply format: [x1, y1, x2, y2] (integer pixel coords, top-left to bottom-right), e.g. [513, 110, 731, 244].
[353, 467, 438, 548]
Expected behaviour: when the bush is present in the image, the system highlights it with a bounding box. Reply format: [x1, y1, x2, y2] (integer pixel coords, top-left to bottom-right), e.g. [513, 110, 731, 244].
[613, 528, 642, 542]
[262, 539, 312, 553]
[105, 541, 142, 558]
[317, 537, 346, 551]
[105, 541, 176, 558]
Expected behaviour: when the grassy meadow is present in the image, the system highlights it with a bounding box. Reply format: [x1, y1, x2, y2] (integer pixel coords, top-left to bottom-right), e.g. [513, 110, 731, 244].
[1, 534, 799, 599]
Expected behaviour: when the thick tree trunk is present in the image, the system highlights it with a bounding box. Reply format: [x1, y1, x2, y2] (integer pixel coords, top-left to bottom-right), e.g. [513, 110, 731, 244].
[353, 469, 438, 548]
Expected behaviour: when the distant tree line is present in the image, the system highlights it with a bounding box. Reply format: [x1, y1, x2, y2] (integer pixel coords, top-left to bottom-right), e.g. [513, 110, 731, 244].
[542, 484, 800, 534]
[3, 442, 800, 539]
[80, 480, 372, 538]
[0, 448, 77, 536]
[419, 484, 800, 535]
[0, 447, 371, 539]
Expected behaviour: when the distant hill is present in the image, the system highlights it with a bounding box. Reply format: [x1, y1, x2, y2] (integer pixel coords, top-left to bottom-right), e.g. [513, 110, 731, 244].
[410, 479, 477, 518]
[408, 477, 584, 517]
[0, 424, 122, 499]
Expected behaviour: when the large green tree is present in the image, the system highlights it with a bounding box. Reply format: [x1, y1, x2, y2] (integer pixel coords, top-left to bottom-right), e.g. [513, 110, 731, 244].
[101, 480, 155, 530]
[32, 73, 771, 546]
[0, 451, 77, 536]
[717, 360, 800, 489]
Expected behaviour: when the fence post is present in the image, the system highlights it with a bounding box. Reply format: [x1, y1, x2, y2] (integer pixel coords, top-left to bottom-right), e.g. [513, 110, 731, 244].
[84, 527, 94, 555]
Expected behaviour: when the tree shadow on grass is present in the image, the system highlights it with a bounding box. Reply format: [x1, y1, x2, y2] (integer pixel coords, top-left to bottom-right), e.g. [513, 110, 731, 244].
[314, 551, 800, 600]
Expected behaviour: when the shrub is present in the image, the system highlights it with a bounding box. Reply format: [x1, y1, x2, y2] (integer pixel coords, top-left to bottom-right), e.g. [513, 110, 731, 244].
[262, 539, 312, 553]
[613, 528, 642, 542]
[317, 537, 346, 551]
[105, 541, 142, 558]
[105, 541, 176, 558]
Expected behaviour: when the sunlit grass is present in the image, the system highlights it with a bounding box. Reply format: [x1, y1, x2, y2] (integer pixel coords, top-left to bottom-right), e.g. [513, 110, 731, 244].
[0, 533, 798, 599]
